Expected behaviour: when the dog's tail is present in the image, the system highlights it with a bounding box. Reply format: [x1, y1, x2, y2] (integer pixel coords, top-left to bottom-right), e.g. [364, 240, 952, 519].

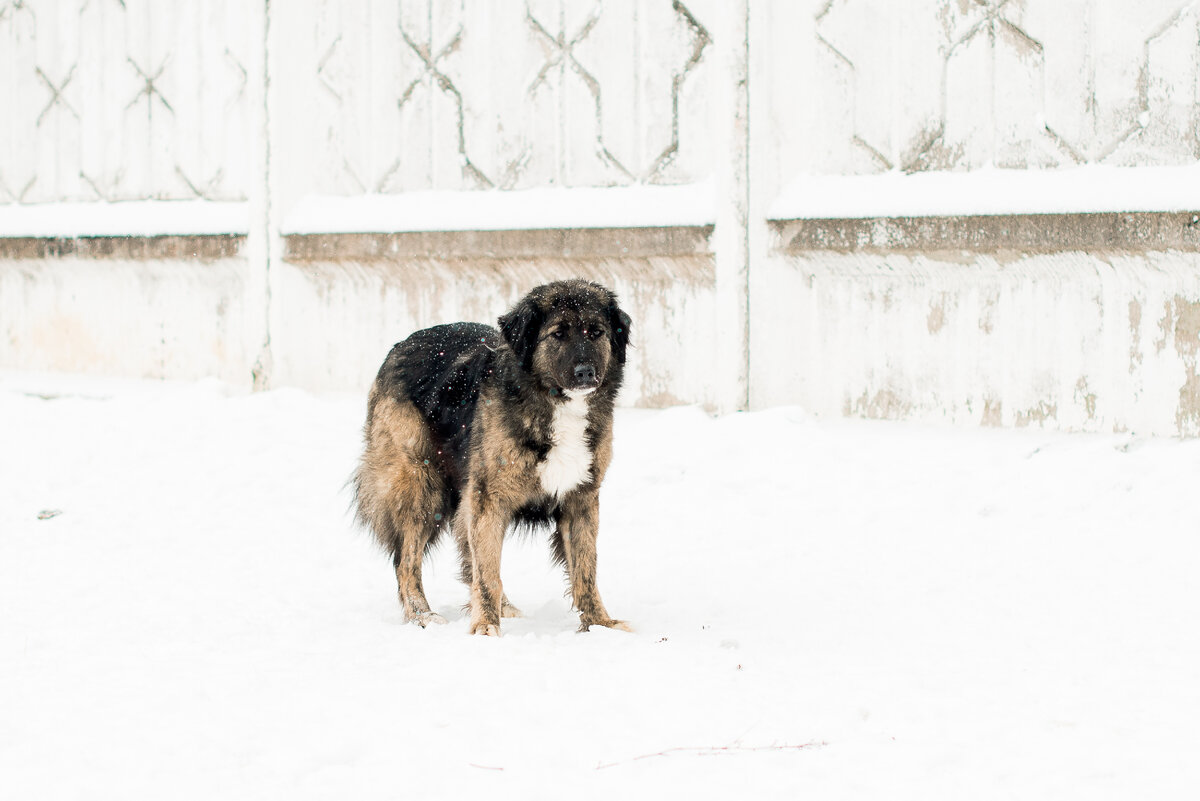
[352, 391, 449, 561]
[351, 454, 394, 555]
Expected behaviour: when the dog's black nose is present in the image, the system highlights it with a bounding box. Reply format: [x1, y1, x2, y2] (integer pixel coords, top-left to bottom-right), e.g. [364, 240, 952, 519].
[574, 363, 597, 384]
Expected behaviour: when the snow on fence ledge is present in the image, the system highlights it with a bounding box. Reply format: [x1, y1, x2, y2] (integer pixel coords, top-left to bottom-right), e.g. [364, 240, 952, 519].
[280, 183, 716, 261]
[0, 201, 251, 239]
[280, 183, 717, 235]
[769, 166, 1200, 221]
[768, 165, 1200, 253]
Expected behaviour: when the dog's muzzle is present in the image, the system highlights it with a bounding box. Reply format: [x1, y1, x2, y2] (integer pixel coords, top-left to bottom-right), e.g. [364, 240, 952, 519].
[573, 363, 598, 387]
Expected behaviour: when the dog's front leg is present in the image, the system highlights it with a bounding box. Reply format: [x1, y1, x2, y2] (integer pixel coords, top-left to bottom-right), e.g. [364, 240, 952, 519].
[560, 490, 632, 633]
[463, 488, 507, 636]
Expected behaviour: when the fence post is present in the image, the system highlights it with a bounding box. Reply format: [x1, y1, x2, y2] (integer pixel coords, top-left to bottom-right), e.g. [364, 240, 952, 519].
[713, 0, 751, 413]
[245, 0, 278, 390]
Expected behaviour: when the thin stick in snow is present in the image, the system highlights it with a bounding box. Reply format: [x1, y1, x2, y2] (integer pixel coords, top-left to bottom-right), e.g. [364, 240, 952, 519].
[595, 741, 828, 770]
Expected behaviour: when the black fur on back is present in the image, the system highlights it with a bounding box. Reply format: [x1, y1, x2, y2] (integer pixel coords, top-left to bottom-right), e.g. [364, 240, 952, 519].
[368, 321, 565, 535]
[372, 322, 497, 489]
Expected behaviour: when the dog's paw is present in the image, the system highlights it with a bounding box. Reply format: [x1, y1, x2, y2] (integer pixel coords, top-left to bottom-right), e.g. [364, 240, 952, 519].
[407, 611, 448, 628]
[500, 600, 524, 618]
[578, 618, 634, 633]
[469, 622, 501, 637]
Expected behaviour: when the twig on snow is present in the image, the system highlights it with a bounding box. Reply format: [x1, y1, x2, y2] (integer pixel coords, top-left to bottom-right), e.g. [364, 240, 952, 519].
[595, 741, 828, 770]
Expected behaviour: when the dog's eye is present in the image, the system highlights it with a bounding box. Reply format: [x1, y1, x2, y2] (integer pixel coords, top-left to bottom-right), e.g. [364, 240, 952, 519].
[551, 329, 567, 340]
[587, 328, 605, 340]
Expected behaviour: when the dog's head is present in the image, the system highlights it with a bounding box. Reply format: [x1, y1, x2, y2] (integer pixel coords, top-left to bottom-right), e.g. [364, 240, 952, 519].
[498, 280, 631, 397]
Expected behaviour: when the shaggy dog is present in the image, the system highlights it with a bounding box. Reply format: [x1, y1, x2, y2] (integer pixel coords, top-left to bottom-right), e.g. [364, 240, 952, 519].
[353, 280, 632, 636]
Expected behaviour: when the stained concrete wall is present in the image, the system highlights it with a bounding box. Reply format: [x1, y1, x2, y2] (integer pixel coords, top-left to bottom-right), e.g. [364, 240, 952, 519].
[756, 216, 1200, 435]
[0, 237, 253, 384]
[4, 0, 1200, 434]
[0, 0, 732, 409]
[749, 1, 1200, 436]
[271, 229, 719, 409]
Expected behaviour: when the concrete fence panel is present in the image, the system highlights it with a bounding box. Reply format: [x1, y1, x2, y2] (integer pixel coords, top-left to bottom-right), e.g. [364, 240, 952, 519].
[3, 0, 1199, 434]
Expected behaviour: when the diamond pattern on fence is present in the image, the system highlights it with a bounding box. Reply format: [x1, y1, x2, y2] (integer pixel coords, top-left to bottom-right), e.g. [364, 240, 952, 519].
[307, 0, 712, 196]
[0, 0, 251, 204]
[812, 0, 1200, 174]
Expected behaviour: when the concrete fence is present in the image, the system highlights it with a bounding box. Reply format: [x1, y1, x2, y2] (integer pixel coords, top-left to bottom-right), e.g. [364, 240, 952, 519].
[2, 0, 1199, 435]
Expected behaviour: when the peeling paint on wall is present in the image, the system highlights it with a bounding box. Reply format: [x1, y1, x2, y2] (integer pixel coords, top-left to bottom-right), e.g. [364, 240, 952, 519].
[1172, 296, 1200, 358]
[1128, 298, 1143, 373]
[1170, 295, 1200, 435]
[849, 387, 914, 420]
[1155, 300, 1173, 354]
[1178, 370, 1200, 436]
[980, 397, 1003, 427]
[927, 298, 947, 333]
[978, 290, 999, 335]
[1015, 401, 1058, 428]
[1075, 377, 1097, 421]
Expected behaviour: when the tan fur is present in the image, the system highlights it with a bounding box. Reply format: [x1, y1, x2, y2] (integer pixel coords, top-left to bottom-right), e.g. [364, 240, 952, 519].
[463, 332, 626, 635]
[355, 393, 447, 625]
[457, 396, 541, 634]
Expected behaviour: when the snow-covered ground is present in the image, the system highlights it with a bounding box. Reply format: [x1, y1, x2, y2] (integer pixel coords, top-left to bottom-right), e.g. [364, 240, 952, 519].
[2, 371, 1197, 800]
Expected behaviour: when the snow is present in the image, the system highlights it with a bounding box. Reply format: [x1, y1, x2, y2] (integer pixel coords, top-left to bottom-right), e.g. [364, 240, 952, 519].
[2, 371, 1198, 799]
[769, 165, 1200, 220]
[281, 181, 716, 234]
[0, 201, 250, 238]
[16, 166, 1195, 239]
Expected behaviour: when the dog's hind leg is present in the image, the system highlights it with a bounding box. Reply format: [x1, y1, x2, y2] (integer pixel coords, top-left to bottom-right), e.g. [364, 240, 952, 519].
[392, 513, 446, 627]
[355, 393, 447, 627]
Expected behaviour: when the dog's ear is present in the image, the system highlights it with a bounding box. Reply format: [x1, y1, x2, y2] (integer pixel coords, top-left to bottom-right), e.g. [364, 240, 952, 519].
[498, 295, 543, 371]
[608, 302, 632, 365]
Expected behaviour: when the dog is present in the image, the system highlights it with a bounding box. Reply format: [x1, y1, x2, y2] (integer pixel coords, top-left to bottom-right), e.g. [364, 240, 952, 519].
[353, 279, 633, 636]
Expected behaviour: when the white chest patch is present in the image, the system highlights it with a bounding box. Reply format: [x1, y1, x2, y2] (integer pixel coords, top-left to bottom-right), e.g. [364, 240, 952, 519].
[538, 392, 593, 498]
